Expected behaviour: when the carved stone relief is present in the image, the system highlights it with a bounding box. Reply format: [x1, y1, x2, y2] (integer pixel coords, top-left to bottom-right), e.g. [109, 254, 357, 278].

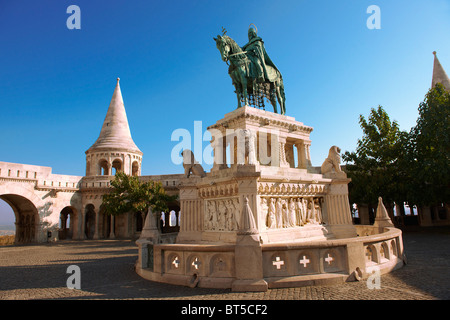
[261, 196, 323, 229]
[204, 197, 239, 231]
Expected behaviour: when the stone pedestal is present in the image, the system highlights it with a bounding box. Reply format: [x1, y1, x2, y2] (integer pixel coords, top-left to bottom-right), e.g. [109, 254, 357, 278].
[322, 178, 357, 239]
[135, 106, 405, 291]
[232, 235, 267, 292]
[140, 207, 161, 244]
[176, 106, 358, 244]
[232, 197, 267, 291]
[176, 177, 204, 243]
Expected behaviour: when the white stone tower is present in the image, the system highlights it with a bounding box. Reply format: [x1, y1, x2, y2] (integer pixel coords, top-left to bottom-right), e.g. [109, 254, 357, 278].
[85, 78, 143, 177]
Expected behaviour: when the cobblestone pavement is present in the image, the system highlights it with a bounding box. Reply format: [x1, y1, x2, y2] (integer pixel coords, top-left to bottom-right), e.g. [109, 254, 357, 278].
[0, 227, 449, 301]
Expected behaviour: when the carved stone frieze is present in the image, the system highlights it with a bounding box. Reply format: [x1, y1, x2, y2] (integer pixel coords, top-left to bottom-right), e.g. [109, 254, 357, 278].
[257, 182, 327, 196]
[198, 182, 239, 199]
[204, 197, 240, 231]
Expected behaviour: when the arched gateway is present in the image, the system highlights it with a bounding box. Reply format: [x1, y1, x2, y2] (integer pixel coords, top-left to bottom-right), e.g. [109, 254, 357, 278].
[0, 194, 38, 244]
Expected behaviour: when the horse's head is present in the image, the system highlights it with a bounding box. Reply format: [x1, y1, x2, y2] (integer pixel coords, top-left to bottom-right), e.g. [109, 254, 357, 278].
[214, 35, 231, 62]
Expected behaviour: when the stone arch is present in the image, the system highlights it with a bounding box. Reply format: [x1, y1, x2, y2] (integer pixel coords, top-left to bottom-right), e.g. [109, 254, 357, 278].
[131, 161, 139, 176]
[59, 206, 77, 240]
[112, 158, 123, 175]
[0, 183, 46, 244]
[390, 239, 398, 258]
[0, 194, 39, 244]
[135, 211, 144, 232]
[97, 204, 109, 239]
[365, 244, 378, 265]
[169, 210, 177, 226]
[84, 204, 96, 239]
[98, 159, 109, 176]
[380, 242, 390, 262]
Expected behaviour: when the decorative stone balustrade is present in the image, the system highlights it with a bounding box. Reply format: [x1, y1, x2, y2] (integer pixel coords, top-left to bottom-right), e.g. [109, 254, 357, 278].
[136, 225, 404, 290]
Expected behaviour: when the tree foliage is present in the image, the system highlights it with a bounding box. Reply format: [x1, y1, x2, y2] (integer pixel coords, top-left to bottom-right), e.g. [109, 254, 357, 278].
[342, 106, 408, 207]
[407, 83, 450, 206]
[102, 171, 177, 216]
[343, 84, 450, 209]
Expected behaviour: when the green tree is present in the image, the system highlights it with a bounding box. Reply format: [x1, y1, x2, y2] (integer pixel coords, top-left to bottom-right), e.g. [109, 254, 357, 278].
[407, 83, 450, 206]
[102, 171, 177, 217]
[342, 106, 409, 209]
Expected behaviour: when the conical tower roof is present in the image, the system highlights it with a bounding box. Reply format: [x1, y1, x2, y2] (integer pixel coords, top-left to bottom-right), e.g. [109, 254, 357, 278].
[87, 78, 142, 154]
[432, 51, 450, 90]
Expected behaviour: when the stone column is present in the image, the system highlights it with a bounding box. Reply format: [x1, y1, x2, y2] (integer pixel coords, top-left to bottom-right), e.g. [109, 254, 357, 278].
[285, 141, 295, 168]
[80, 211, 87, 240]
[230, 133, 238, 168]
[323, 179, 357, 239]
[93, 209, 100, 239]
[109, 215, 116, 239]
[139, 207, 160, 244]
[257, 131, 272, 166]
[295, 141, 305, 169]
[278, 136, 289, 168]
[211, 130, 227, 171]
[296, 140, 311, 169]
[176, 177, 203, 243]
[304, 141, 312, 169]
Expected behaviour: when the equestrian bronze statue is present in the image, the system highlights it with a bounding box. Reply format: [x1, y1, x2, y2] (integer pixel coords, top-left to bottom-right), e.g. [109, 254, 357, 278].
[214, 25, 286, 115]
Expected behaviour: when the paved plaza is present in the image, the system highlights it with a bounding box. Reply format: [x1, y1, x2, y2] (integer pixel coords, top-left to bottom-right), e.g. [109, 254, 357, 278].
[0, 227, 449, 300]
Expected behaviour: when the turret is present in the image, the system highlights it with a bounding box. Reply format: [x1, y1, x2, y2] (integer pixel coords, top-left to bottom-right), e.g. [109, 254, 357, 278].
[432, 51, 450, 90]
[85, 78, 143, 176]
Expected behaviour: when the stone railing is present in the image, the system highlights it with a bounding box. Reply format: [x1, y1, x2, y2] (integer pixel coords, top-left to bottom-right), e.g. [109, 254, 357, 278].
[261, 226, 404, 287]
[136, 242, 236, 288]
[136, 225, 404, 290]
[0, 161, 82, 191]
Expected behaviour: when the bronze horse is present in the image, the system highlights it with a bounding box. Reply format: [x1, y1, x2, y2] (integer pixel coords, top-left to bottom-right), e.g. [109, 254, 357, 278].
[214, 34, 286, 115]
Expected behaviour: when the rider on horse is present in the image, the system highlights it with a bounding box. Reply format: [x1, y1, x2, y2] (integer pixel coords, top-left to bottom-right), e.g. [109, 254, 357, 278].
[241, 25, 281, 83]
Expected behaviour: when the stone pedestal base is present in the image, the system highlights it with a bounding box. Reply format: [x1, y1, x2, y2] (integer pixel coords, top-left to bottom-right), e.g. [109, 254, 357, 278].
[232, 279, 268, 292]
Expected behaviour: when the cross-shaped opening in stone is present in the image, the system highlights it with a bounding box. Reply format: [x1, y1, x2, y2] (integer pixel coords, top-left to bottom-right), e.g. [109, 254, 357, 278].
[299, 255, 310, 268]
[192, 257, 201, 270]
[172, 256, 180, 269]
[325, 253, 334, 265]
[272, 256, 284, 269]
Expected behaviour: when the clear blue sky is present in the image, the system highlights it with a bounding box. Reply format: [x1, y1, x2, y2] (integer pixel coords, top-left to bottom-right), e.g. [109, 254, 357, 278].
[1, 0, 449, 222]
